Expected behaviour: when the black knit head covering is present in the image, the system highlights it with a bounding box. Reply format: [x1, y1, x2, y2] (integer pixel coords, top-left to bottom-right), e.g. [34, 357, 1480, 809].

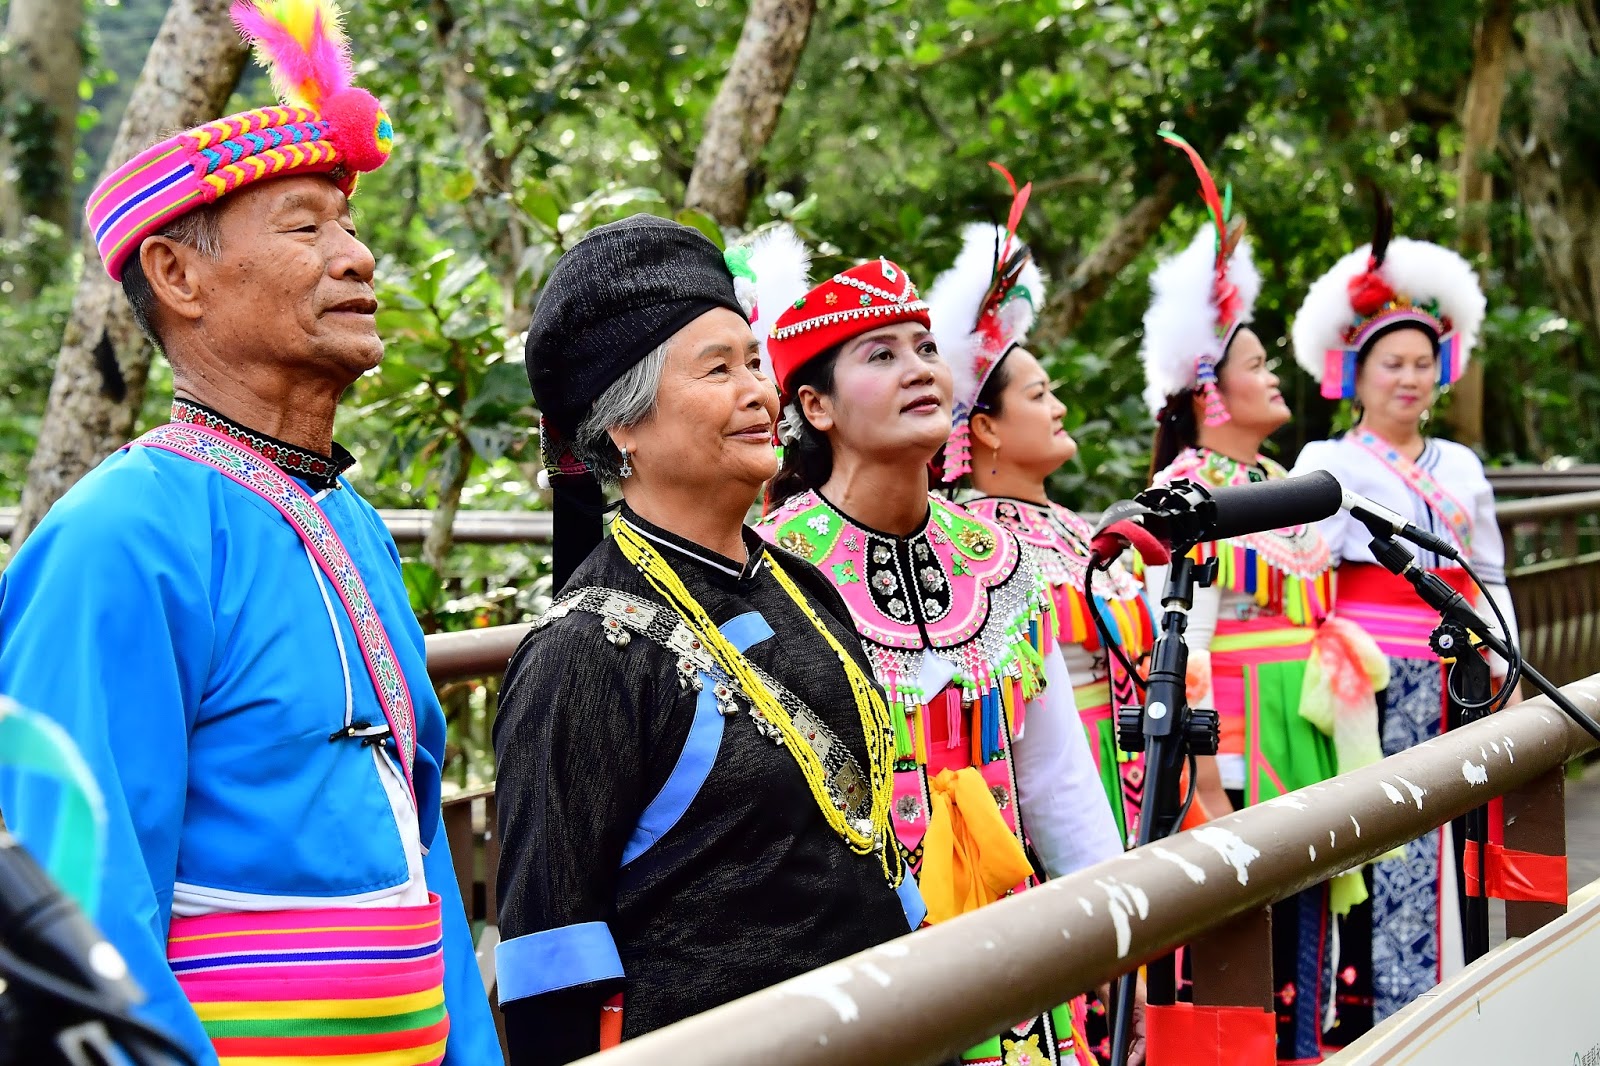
[526, 213, 747, 592]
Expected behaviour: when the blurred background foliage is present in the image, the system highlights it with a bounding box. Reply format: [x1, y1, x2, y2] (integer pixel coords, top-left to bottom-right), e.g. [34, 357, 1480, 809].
[4, 0, 1597, 783]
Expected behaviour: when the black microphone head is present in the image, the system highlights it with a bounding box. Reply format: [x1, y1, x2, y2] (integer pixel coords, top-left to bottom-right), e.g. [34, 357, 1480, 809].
[1205, 469, 1343, 542]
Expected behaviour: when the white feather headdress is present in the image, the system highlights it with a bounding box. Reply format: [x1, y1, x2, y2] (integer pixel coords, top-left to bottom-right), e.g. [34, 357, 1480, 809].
[728, 224, 812, 381]
[1138, 133, 1260, 422]
[929, 223, 1047, 416]
[1139, 227, 1261, 418]
[926, 166, 1045, 481]
[1290, 198, 1485, 399]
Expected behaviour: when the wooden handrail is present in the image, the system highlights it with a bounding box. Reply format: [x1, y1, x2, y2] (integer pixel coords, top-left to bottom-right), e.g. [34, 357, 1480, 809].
[419, 488, 1600, 685]
[560, 678, 1598, 1066]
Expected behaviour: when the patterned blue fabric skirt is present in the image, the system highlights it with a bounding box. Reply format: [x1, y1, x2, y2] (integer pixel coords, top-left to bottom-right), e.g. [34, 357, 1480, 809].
[1322, 655, 1461, 1049]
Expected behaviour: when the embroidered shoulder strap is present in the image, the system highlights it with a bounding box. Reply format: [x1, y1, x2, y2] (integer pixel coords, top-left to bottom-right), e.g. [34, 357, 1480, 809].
[1350, 429, 1473, 552]
[132, 422, 418, 799]
[538, 586, 875, 825]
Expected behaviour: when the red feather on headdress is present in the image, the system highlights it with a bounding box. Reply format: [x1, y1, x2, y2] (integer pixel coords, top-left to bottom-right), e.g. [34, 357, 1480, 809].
[1159, 131, 1246, 329]
[1347, 184, 1396, 317]
[979, 162, 1035, 325]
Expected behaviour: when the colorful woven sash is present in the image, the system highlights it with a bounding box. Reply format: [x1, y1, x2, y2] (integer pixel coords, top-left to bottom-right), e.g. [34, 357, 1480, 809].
[1351, 428, 1473, 554]
[132, 421, 418, 798]
[1335, 562, 1475, 659]
[168, 894, 448, 1065]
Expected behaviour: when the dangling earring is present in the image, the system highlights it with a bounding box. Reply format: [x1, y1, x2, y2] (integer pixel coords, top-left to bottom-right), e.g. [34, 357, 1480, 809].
[1420, 408, 1431, 426]
[991, 440, 1001, 476]
[618, 446, 633, 479]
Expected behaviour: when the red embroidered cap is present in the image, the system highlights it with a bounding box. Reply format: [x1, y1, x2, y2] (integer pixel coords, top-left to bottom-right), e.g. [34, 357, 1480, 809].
[766, 257, 930, 395]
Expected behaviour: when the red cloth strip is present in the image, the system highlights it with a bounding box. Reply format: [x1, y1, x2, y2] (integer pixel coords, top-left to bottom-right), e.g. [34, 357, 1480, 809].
[1463, 840, 1567, 905]
[1146, 1002, 1275, 1066]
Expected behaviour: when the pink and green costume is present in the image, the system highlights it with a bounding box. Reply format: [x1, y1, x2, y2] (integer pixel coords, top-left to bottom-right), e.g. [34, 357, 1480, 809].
[758, 490, 1121, 1066]
[968, 497, 1155, 847]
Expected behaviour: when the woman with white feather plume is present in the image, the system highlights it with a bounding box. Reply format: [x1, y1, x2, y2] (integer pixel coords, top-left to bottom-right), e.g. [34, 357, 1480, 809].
[1140, 134, 1386, 1066]
[924, 166, 1156, 854]
[1287, 197, 1520, 1041]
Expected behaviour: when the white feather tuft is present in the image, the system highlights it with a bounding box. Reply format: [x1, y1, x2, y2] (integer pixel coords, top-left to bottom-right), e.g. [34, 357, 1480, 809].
[927, 222, 1049, 411]
[1290, 237, 1485, 380]
[1290, 246, 1368, 379]
[739, 224, 812, 378]
[1139, 226, 1259, 416]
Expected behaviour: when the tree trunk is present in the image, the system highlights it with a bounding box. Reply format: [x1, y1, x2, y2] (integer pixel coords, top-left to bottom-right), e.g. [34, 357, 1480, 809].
[1505, 3, 1600, 352]
[0, 0, 84, 237]
[429, 0, 528, 330]
[422, 437, 474, 575]
[1035, 173, 1181, 342]
[1445, 0, 1518, 447]
[9, 0, 247, 551]
[683, 0, 816, 229]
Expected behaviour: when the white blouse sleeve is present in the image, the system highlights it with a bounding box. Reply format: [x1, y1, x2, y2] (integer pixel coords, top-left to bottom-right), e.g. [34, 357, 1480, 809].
[1466, 455, 1519, 671]
[1012, 648, 1125, 876]
[1291, 439, 1362, 565]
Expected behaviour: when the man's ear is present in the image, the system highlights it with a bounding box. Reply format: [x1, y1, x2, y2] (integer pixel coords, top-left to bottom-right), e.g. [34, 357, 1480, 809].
[140, 237, 207, 324]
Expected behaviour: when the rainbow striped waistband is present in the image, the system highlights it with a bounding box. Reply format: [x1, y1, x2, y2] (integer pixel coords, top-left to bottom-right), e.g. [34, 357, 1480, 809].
[167, 893, 449, 1065]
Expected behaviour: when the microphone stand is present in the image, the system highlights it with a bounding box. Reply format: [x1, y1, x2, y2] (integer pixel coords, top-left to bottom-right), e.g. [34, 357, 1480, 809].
[1108, 555, 1221, 1066]
[1365, 531, 1600, 965]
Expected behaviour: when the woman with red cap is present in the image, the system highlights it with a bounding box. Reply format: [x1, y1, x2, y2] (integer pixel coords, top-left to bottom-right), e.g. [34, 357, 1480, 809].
[744, 226, 1130, 1066]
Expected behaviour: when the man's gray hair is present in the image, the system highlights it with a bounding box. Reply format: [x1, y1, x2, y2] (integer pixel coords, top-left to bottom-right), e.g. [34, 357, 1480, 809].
[571, 339, 671, 483]
[120, 204, 224, 353]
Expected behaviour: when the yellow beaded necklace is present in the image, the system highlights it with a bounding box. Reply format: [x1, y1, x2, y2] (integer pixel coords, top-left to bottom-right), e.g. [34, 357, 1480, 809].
[612, 516, 903, 888]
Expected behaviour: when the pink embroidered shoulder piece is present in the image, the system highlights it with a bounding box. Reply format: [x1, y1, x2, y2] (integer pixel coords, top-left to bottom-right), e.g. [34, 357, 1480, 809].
[966, 496, 1153, 659]
[757, 490, 1052, 720]
[1153, 448, 1333, 624]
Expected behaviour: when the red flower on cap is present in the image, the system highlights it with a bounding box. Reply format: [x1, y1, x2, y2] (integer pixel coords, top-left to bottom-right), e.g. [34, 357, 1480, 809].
[767, 257, 931, 395]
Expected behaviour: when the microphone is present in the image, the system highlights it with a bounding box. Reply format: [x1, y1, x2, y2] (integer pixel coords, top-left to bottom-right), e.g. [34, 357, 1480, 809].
[1089, 502, 1172, 566]
[1092, 469, 1343, 555]
[1341, 489, 1462, 561]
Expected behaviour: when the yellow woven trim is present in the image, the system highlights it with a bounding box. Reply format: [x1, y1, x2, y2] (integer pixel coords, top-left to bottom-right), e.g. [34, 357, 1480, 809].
[1210, 628, 1315, 654]
[219, 1037, 449, 1066]
[612, 516, 902, 888]
[193, 986, 443, 1022]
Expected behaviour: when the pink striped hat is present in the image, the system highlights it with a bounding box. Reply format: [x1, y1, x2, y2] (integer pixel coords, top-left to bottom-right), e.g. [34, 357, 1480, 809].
[87, 0, 393, 281]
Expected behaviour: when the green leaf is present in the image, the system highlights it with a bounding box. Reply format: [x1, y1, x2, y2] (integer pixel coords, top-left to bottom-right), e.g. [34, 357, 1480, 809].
[675, 208, 725, 248]
[519, 183, 564, 231]
[438, 255, 488, 306]
[464, 361, 533, 420]
[402, 560, 444, 614]
[442, 169, 478, 202]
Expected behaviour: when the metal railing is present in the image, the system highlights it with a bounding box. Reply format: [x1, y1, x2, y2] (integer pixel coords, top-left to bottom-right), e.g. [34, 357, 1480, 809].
[421, 488, 1600, 685]
[441, 673, 1596, 1065]
[1495, 492, 1600, 687]
[0, 463, 1592, 544]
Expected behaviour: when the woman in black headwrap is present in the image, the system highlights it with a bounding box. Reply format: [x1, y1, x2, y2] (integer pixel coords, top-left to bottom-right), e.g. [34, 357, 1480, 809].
[493, 215, 917, 1066]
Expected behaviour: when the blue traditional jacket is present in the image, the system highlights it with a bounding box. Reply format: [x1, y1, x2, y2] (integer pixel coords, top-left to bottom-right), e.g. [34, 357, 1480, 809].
[0, 440, 500, 1065]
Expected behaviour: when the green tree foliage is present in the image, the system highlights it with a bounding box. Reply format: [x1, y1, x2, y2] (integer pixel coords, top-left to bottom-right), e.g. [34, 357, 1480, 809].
[7, 0, 1600, 776]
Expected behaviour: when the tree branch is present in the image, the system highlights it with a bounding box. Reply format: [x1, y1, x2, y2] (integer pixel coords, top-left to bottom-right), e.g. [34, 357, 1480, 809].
[11, 0, 247, 549]
[684, 0, 817, 228]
